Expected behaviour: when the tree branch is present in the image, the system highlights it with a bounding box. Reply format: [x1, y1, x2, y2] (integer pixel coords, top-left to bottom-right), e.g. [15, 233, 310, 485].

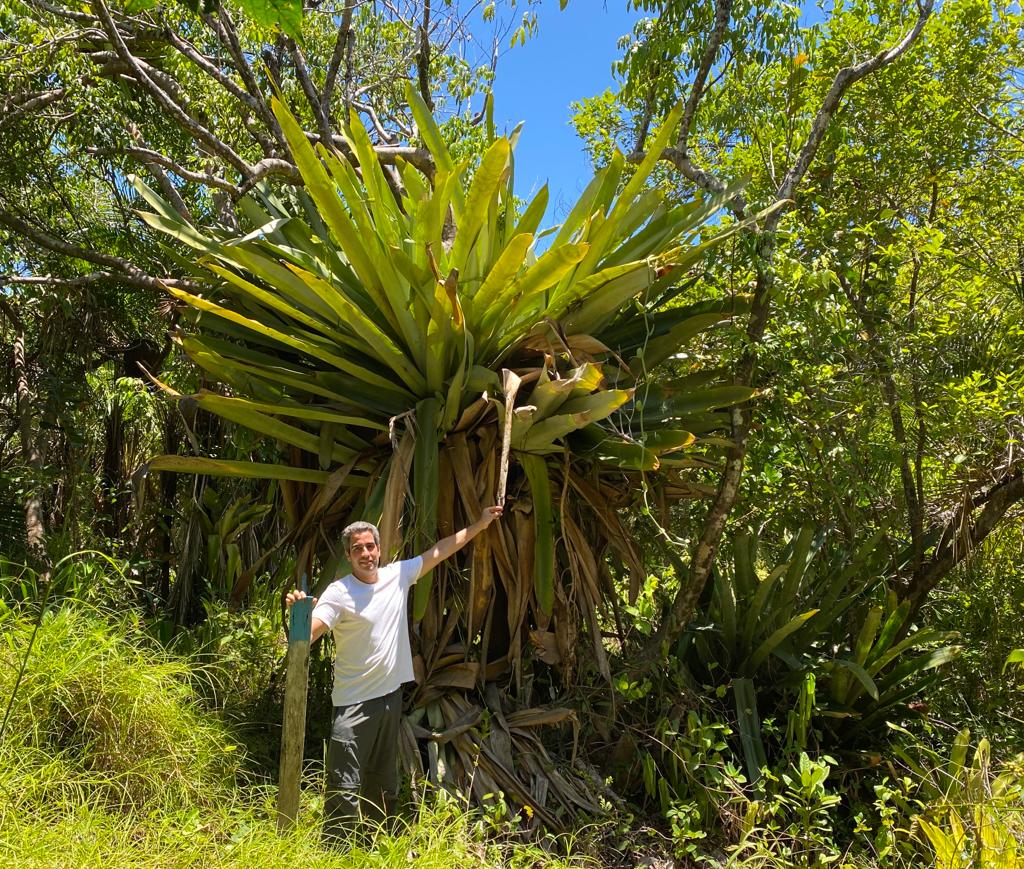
[127, 126, 192, 221]
[0, 208, 198, 293]
[679, 0, 734, 155]
[838, 269, 924, 579]
[908, 468, 1024, 608]
[26, 0, 94, 24]
[323, 0, 355, 123]
[87, 145, 242, 195]
[417, 0, 434, 110]
[205, 6, 285, 150]
[236, 158, 304, 197]
[92, 0, 253, 177]
[288, 37, 332, 145]
[161, 27, 276, 157]
[775, 0, 935, 206]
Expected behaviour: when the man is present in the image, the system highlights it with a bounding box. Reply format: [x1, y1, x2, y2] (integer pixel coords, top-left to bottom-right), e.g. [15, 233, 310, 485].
[285, 505, 503, 843]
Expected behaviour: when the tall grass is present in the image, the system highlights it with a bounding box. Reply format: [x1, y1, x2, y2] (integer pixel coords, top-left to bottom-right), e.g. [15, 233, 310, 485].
[0, 605, 240, 811]
[0, 787, 572, 869]
[0, 601, 589, 867]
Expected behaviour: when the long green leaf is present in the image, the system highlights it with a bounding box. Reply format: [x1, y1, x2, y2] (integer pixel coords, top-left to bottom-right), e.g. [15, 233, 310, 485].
[741, 609, 819, 675]
[638, 313, 736, 370]
[480, 242, 589, 342]
[405, 81, 454, 174]
[518, 390, 632, 452]
[194, 391, 384, 431]
[875, 646, 962, 700]
[147, 455, 340, 484]
[830, 658, 879, 702]
[451, 137, 510, 272]
[167, 287, 411, 400]
[742, 563, 789, 640]
[271, 96, 404, 335]
[194, 393, 359, 464]
[733, 678, 767, 784]
[465, 232, 533, 319]
[286, 264, 427, 394]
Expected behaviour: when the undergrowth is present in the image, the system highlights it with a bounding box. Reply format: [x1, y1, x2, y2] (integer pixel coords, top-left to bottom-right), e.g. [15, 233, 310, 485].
[2, 567, 1023, 867]
[0, 603, 588, 867]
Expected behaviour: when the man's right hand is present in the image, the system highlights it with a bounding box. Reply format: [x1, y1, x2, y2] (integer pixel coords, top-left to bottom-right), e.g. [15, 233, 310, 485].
[285, 589, 318, 608]
[285, 590, 328, 643]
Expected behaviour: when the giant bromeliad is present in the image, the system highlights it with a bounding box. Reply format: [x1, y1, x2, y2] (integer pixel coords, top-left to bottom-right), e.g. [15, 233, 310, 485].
[142, 87, 767, 824]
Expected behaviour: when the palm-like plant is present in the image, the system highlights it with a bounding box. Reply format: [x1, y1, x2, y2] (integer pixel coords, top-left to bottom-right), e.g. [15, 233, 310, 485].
[143, 87, 761, 821]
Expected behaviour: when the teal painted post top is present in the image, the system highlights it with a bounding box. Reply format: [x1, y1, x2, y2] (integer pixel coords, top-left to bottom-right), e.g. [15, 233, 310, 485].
[290, 571, 312, 643]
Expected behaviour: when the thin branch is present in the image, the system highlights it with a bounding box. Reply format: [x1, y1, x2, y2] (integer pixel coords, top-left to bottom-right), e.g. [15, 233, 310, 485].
[0, 295, 25, 331]
[127, 126, 192, 221]
[838, 269, 924, 578]
[161, 27, 276, 157]
[236, 158, 304, 197]
[678, 0, 734, 155]
[288, 37, 332, 145]
[26, 0, 94, 23]
[87, 146, 242, 194]
[323, 0, 355, 122]
[417, 0, 434, 110]
[775, 0, 935, 206]
[354, 100, 398, 145]
[3, 273, 117, 286]
[910, 468, 1024, 607]
[205, 5, 285, 150]
[0, 207, 197, 293]
[969, 101, 1024, 147]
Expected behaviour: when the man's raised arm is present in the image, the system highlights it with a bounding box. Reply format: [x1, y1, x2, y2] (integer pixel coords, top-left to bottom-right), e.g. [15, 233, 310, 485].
[418, 506, 503, 575]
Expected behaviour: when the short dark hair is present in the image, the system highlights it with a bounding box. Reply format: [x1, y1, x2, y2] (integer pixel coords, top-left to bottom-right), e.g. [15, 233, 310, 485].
[342, 521, 380, 552]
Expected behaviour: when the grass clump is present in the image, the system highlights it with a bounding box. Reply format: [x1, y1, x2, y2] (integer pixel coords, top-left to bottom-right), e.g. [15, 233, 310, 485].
[0, 605, 240, 812]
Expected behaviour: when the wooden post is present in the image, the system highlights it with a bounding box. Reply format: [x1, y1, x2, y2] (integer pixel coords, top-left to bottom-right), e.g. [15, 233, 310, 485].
[277, 573, 312, 831]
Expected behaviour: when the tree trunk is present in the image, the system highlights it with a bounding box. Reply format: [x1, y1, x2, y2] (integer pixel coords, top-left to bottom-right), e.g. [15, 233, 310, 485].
[101, 387, 127, 543]
[13, 330, 48, 571]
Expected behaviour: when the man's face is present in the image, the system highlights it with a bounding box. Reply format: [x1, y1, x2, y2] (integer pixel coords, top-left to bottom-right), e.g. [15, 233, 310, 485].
[348, 530, 380, 575]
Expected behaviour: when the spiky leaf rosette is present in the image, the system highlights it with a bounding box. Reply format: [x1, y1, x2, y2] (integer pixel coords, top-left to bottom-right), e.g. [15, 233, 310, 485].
[143, 89, 760, 823]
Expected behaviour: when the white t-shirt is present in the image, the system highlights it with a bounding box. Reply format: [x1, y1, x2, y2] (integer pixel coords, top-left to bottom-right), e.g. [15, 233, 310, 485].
[312, 556, 424, 707]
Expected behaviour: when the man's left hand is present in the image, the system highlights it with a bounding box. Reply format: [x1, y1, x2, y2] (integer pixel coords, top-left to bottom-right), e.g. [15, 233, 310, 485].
[478, 505, 503, 527]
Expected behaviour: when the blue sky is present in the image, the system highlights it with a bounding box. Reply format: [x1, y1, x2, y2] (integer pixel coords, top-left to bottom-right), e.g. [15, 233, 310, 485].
[486, 2, 642, 217]
[476, 1, 827, 219]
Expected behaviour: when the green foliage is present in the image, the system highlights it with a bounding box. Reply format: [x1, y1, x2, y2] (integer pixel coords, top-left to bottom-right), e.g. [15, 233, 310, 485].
[636, 709, 746, 859]
[192, 488, 273, 598]
[734, 752, 844, 868]
[924, 527, 1024, 755]
[0, 605, 240, 811]
[680, 527, 960, 779]
[0, 575, 591, 867]
[235, 0, 304, 40]
[0, 551, 138, 609]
